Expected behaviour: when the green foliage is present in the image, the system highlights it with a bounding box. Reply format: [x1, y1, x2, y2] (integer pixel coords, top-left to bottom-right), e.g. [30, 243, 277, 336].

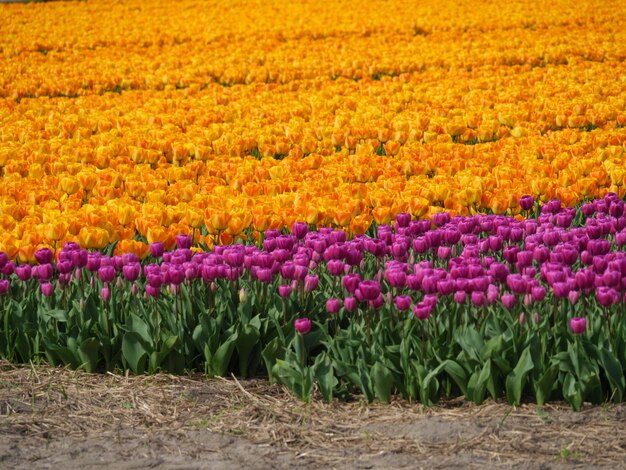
[1, 263, 626, 410]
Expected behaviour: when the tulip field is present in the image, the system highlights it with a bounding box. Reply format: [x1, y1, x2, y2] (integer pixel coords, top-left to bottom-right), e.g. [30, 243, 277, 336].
[1, 0, 626, 410]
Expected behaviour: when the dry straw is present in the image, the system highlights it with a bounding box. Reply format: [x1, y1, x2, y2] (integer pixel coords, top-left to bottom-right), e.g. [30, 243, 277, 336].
[1, 361, 625, 467]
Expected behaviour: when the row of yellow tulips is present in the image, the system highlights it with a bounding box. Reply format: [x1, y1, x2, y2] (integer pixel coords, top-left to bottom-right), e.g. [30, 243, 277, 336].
[0, 0, 625, 261]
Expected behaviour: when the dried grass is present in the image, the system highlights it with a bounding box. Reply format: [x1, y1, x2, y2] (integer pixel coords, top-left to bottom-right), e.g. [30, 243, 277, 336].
[1, 361, 626, 467]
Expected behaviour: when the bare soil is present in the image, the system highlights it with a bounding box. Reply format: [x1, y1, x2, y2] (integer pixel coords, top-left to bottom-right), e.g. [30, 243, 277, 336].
[1, 362, 626, 469]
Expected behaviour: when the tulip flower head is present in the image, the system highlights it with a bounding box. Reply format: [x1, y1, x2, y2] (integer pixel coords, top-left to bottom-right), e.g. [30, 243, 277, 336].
[570, 317, 587, 335]
[295, 317, 312, 335]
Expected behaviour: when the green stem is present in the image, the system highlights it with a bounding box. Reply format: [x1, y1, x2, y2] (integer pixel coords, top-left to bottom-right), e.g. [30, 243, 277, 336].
[299, 333, 306, 368]
[366, 308, 371, 347]
[154, 297, 159, 348]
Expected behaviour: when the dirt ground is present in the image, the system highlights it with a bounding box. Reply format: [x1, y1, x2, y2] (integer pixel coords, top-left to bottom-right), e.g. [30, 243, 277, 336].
[1, 363, 626, 469]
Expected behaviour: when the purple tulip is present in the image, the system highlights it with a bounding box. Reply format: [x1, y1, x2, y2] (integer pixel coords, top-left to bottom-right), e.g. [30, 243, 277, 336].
[412, 237, 430, 254]
[413, 303, 432, 320]
[278, 284, 292, 298]
[256, 268, 272, 284]
[570, 317, 587, 335]
[394, 212, 410, 228]
[97, 265, 116, 284]
[503, 246, 521, 265]
[519, 195, 534, 211]
[385, 270, 407, 289]
[145, 284, 160, 298]
[516, 250, 534, 268]
[423, 294, 438, 307]
[41, 282, 54, 297]
[149, 242, 164, 258]
[101, 286, 111, 302]
[327, 259, 345, 276]
[85, 253, 101, 272]
[56, 260, 74, 275]
[122, 263, 141, 282]
[292, 222, 308, 239]
[487, 284, 499, 304]
[391, 242, 408, 260]
[293, 264, 309, 281]
[358, 280, 381, 301]
[471, 291, 486, 307]
[2, 261, 15, 276]
[304, 274, 319, 292]
[326, 298, 341, 314]
[443, 228, 461, 245]
[395, 295, 412, 311]
[432, 212, 450, 227]
[345, 248, 363, 266]
[344, 296, 357, 312]
[276, 236, 296, 251]
[0, 279, 9, 295]
[15, 265, 32, 282]
[437, 246, 452, 260]
[295, 317, 312, 335]
[70, 249, 88, 269]
[597, 287, 619, 306]
[575, 269, 595, 291]
[437, 279, 455, 296]
[454, 290, 466, 304]
[582, 203, 596, 217]
[36, 263, 54, 281]
[501, 293, 516, 310]
[370, 294, 384, 310]
[266, 229, 281, 239]
[507, 274, 528, 294]
[531, 285, 547, 302]
[551, 279, 571, 297]
[35, 248, 53, 265]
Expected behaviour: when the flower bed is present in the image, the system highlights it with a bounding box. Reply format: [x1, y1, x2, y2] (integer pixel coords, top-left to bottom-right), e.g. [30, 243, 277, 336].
[1, 195, 625, 408]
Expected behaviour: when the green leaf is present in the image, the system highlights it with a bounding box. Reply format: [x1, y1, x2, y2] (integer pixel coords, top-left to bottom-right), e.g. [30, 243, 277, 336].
[122, 332, 149, 375]
[357, 361, 374, 403]
[236, 324, 260, 377]
[567, 343, 581, 377]
[371, 361, 393, 404]
[77, 337, 100, 373]
[314, 354, 337, 403]
[563, 373, 583, 411]
[598, 347, 625, 403]
[43, 340, 76, 367]
[123, 313, 153, 346]
[272, 358, 313, 401]
[209, 334, 237, 377]
[44, 309, 69, 322]
[482, 335, 505, 360]
[467, 360, 491, 405]
[151, 335, 179, 372]
[534, 364, 559, 405]
[505, 346, 534, 405]
[420, 360, 467, 406]
[553, 351, 575, 374]
[261, 337, 285, 383]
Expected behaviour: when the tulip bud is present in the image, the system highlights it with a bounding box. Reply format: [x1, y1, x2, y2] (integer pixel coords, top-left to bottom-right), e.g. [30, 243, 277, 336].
[326, 298, 341, 314]
[41, 282, 54, 297]
[294, 317, 312, 335]
[344, 296, 357, 312]
[570, 317, 586, 335]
